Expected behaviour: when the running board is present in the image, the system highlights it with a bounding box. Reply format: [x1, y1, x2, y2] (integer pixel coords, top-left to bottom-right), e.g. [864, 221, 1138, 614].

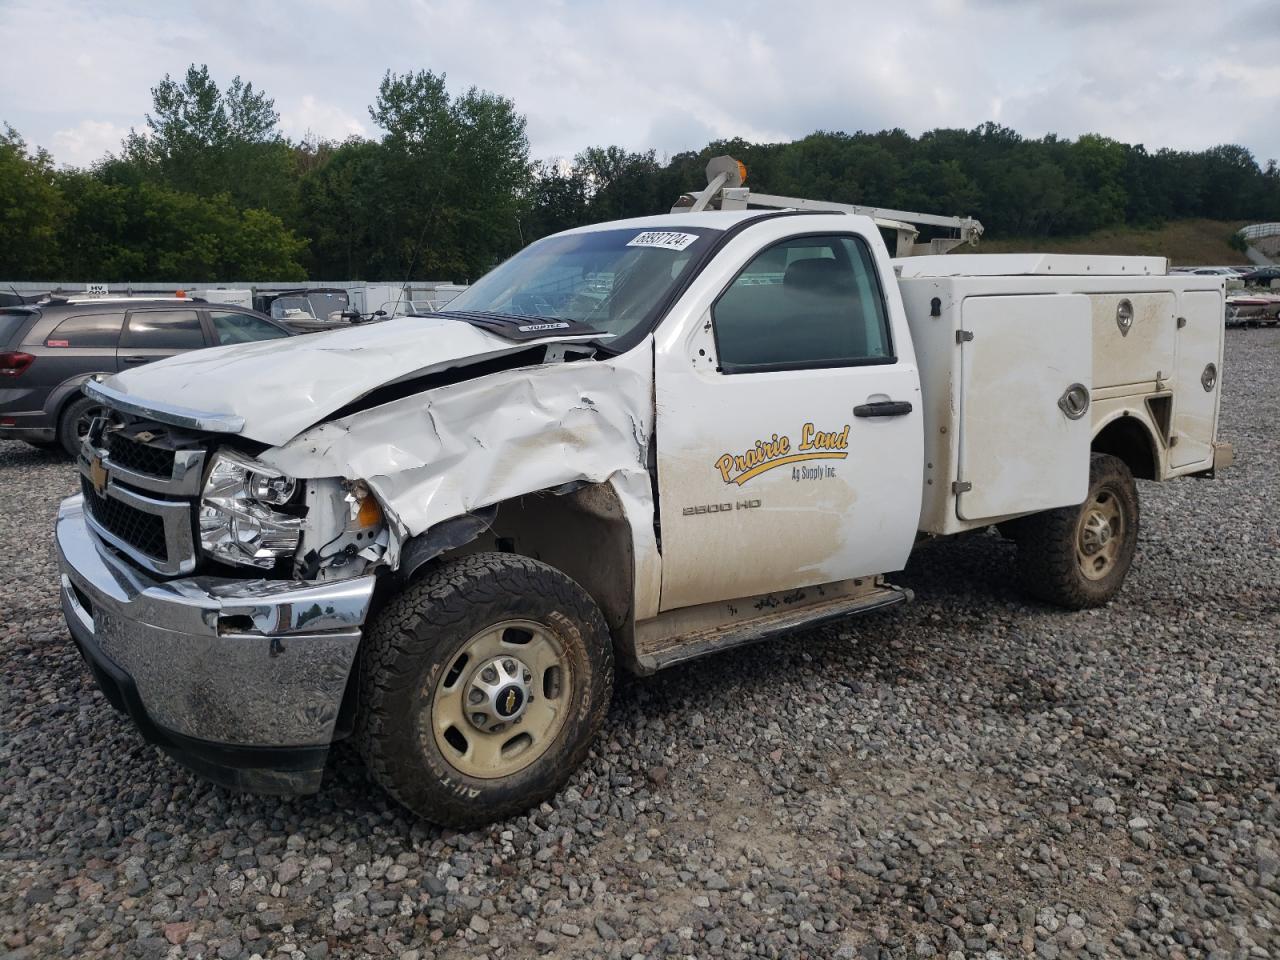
[636, 583, 912, 673]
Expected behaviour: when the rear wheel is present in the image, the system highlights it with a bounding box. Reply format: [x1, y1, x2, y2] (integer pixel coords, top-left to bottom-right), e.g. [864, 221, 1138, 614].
[57, 395, 107, 457]
[356, 553, 613, 827]
[1014, 453, 1140, 609]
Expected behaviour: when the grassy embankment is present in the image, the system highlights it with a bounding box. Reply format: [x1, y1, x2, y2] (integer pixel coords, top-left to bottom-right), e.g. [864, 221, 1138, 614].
[979, 219, 1251, 266]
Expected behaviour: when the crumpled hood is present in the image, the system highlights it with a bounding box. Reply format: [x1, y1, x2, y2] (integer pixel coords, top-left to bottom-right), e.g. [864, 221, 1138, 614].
[101, 315, 577, 446]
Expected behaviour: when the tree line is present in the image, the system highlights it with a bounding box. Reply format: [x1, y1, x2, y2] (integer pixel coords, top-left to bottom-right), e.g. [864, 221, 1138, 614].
[3, 64, 1279, 283]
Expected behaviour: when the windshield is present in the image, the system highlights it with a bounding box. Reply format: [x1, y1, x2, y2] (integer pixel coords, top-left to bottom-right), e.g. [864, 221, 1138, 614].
[270, 291, 349, 322]
[442, 227, 721, 343]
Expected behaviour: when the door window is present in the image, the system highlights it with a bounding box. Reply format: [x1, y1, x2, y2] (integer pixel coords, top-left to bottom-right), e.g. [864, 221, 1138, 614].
[209, 311, 289, 345]
[713, 235, 893, 372]
[121, 310, 205, 349]
[44, 312, 125, 348]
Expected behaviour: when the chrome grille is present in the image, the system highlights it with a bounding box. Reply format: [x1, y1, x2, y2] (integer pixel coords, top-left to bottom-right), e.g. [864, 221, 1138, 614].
[78, 420, 206, 576]
[81, 475, 169, 561]
[106, 431, 175, 478]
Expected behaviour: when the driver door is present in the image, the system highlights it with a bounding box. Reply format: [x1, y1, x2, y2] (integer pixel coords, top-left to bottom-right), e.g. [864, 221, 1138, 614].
[653, 223, 923, 611]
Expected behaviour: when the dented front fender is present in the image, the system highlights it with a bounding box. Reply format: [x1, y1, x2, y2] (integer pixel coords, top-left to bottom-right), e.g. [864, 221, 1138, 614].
[258, 341, 657, 596]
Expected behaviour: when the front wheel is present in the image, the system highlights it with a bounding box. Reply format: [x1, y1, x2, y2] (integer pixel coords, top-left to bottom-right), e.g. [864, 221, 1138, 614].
[57, 394, 108, 457]
[1013, 453, 1140, 609]
[356, 553, 614, 827]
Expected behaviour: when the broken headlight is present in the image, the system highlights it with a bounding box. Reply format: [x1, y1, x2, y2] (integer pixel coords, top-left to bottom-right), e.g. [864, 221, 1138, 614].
[199, 449, 302, 569]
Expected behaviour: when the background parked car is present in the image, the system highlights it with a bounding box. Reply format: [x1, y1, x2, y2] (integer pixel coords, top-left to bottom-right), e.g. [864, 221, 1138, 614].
[252, 288, 375, 333]
[0, 295, 293, 455]
[1241, 265, 1280, 287]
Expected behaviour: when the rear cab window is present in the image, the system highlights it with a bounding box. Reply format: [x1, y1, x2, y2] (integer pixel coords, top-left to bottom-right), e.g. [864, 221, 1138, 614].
[43, 312, 125, 348]
[122, 310, 206, 349]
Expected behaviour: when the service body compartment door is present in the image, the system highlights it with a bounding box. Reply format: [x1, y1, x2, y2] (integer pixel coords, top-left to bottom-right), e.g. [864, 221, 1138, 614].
[1169, 290, 1222, 469]
[1090, 292, 1176, 389]
[956, 294, 1092, 521]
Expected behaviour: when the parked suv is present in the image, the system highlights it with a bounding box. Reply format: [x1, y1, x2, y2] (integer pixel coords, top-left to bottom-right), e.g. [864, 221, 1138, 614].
[0, 296, 293, 455]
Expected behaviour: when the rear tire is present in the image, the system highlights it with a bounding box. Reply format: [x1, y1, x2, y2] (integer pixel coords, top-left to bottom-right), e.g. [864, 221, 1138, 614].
[1014, 454, 1139, 609]
[356, 553, 613, 827]
[57, 394, 107, 457]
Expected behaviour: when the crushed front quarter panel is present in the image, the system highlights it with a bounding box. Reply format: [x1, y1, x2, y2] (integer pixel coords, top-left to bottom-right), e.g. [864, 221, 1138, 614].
[99, 315, 601, 447]
[259, 339, 656, 546]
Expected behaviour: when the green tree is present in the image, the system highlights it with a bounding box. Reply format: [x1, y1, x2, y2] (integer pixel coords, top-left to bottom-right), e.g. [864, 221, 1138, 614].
[573, 146, 664, 222]
[119, 64, 297, 219]
[0, 126, 68, 277]
[363, 69, 531, 279]
[295, 137, 384, 277]
[55, 173, 306, 281]
[522, 160, 589, 240]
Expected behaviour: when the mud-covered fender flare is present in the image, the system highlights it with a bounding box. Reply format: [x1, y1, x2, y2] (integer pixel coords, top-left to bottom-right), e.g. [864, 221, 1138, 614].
[397, 505, 498, 584]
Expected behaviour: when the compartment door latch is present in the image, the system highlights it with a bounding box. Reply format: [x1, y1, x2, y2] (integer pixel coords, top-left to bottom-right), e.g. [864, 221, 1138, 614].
[1057, 383, 1091, 420]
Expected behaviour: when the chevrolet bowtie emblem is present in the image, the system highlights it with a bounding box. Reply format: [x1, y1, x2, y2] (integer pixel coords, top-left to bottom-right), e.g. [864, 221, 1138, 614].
[89, 456, 108, 497]
[504, 689, 518, 714]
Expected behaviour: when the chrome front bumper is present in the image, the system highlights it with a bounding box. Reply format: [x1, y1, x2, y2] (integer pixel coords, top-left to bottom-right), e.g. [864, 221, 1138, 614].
[56, 495, 375, 787]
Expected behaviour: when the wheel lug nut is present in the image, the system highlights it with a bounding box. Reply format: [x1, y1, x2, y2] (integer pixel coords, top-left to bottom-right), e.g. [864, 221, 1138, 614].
[481, 667, 497, 683]
[471, 713, 486, 726]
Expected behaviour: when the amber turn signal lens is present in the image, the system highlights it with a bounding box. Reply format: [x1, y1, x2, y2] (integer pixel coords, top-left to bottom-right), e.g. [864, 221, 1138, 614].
[356, 494, 383, 527]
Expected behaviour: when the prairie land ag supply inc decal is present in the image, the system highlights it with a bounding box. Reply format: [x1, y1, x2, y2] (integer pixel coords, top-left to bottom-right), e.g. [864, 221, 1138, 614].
[626, 231, 699, 251]
[716, 423, 850, 486]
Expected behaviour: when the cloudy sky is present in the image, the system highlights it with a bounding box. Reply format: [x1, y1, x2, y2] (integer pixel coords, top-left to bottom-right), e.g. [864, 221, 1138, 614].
[2, 0, 1277, 169]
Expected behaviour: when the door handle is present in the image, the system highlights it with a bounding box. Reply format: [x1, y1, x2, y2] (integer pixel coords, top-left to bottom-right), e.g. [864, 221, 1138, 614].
[121, 355, 151, 364]
[854, 400, 913, 418]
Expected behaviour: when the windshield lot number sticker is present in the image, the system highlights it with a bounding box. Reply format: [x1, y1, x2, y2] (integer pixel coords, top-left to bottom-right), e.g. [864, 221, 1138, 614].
[627, 231, 699, 251]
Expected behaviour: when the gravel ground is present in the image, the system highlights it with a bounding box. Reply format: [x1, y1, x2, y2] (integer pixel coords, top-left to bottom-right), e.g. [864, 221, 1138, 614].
[1, 329, 1277, 960]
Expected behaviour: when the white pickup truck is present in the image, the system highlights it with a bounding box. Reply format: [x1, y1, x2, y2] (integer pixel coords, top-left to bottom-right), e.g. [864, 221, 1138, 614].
[55, 158, 1232, 826]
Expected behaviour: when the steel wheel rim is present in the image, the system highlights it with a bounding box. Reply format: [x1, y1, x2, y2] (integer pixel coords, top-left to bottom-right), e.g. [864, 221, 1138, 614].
[76, 405, 105, 439]
[1076, 488, 1125, 581]
[427, 619, 572, 780]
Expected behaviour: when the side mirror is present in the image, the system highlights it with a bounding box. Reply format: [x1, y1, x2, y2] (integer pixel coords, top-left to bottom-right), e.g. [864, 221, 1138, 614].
[374, 309, 387, 317]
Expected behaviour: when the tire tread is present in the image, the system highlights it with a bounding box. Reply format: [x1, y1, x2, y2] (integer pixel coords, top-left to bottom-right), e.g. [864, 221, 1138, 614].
[1014, 453, 1140, 610]
[356, 553, 613, 827]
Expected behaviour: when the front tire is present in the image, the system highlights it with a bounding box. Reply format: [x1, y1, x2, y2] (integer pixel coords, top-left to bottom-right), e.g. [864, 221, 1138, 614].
[1014, 453, 1140, 609]
[57, 394, 107, 457]
[356, 553, 613, 827]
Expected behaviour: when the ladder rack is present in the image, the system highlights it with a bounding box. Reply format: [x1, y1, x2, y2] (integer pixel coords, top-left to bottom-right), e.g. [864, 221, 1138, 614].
[672, 156, 984, 257]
